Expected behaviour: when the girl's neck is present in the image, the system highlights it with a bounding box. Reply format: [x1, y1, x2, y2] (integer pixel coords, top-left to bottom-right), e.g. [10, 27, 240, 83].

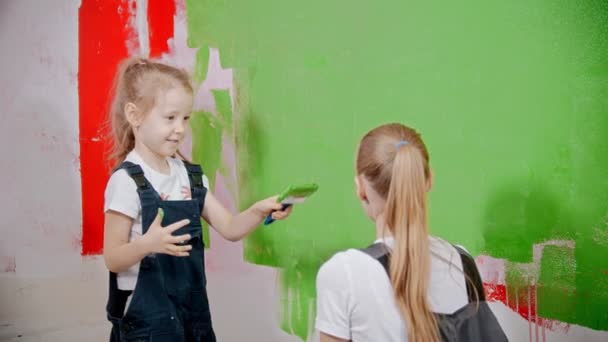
[133, 143, 170, 174]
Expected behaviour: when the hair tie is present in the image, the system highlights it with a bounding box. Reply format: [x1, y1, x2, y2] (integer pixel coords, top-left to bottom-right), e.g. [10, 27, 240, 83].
[395, 140, 409, 149]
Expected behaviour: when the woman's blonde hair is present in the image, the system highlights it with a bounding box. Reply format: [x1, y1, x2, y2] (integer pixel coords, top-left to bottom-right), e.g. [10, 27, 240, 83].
[356, 123, 439, 342]
[107, 57, 193, 168]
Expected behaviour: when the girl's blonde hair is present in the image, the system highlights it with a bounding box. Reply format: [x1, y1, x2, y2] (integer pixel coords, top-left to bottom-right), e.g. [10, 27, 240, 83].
[107, 57, 193, 168]
[356, 123, 439, 342]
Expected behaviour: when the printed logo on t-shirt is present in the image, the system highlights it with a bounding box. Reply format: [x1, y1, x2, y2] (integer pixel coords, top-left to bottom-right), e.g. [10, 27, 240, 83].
[159, 186, 192, 201]
[181, 186, 192, 200]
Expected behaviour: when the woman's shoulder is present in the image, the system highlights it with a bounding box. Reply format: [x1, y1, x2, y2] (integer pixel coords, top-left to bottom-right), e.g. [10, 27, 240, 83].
[318, 247, 388, 284]
[318, 250, 349, 275]
[321, 247, 382, 267]
[429, 236, 465, 256]
[316, 250, 360, 292]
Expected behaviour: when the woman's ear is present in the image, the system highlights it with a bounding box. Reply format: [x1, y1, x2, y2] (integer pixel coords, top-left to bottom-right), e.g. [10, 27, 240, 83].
[427, 169, 434, 192]
[125, 102, 141, 127]
[355, 175, 368, 202]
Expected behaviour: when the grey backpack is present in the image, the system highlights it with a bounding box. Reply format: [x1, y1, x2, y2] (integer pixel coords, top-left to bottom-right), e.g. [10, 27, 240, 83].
[359, 243, 509, 342]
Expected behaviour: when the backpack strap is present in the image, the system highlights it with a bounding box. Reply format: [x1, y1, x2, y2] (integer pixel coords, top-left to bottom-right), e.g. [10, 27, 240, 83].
[358, 242, 485, 303]
[452, 245, 486, 302]
[182, 161, 207, 214]
[360, 242, 391, 275]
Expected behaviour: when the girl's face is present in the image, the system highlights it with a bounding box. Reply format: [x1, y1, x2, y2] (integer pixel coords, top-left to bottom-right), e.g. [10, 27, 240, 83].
[133, 86, 193, 159]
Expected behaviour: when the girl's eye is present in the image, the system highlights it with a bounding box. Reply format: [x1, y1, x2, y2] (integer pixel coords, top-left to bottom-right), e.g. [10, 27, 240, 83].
[184, 116, 191, 121]
[166, 116, 175, 120]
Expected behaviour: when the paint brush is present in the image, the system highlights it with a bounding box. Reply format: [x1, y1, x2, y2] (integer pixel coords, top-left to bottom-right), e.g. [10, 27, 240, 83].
[264, 183, 319, 225]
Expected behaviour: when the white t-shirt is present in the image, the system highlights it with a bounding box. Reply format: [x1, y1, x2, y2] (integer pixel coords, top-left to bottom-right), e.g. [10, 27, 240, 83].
[104, 151, 209, 290]
[315, 236, 469, 342]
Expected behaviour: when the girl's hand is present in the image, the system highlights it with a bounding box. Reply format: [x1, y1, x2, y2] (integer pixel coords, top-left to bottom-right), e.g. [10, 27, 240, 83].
[252, 196, 294, 221]
[141, 209, 192, 257]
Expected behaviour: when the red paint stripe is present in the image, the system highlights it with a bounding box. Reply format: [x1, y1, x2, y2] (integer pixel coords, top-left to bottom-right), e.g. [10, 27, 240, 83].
[147, 0, 175, 57]
[484, 282, 571, 333]
[79, 0, 135, 255]
[484, 282, 507, 302]
[485, 282, 540, 322]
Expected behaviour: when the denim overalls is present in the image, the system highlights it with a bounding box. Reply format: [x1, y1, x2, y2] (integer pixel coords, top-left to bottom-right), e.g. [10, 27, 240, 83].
[106, 161, 216, 342]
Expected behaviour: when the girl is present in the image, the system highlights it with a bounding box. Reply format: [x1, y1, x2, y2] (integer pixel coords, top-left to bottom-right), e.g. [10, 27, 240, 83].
[314, 123, 506, 341]
[103, 57, 292, 342]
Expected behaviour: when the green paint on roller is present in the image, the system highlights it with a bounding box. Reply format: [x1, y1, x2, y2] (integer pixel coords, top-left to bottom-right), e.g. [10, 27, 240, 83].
[264, 183, 318, 225]
[185, 0, 608, 336]
[278, 183, 318, 203]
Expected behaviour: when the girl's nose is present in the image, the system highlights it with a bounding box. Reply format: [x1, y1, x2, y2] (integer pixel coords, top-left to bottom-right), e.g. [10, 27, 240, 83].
[174, 121, 185, 133]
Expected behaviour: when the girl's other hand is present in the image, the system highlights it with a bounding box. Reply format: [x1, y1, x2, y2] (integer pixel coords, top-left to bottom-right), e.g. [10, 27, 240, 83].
[141, 209, 192, 257]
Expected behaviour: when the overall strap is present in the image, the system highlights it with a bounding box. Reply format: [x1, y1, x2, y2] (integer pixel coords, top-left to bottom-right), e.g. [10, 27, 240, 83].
[183, 161, 207, 214]
[114, 161, 160, 219]
[359, 242, 485, 303]
[114, 161, 160, 200]
[106, 161, 155, 330]
[106, 271, 132, 321]
[116, 161, 147, 189]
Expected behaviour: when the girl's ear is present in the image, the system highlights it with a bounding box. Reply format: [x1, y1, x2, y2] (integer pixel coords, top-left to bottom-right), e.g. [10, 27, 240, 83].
[427, 169, 434, 192]
[125, 102, 141, 127]
[355, 175, 368, 202]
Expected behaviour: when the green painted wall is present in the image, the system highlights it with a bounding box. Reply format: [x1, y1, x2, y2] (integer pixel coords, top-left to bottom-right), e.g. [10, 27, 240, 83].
[186, 0, 608, 338]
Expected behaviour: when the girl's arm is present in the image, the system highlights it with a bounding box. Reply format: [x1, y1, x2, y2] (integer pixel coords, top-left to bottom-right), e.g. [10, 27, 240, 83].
[103, 210, 192, 273]
[202, 192, 292, 242]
